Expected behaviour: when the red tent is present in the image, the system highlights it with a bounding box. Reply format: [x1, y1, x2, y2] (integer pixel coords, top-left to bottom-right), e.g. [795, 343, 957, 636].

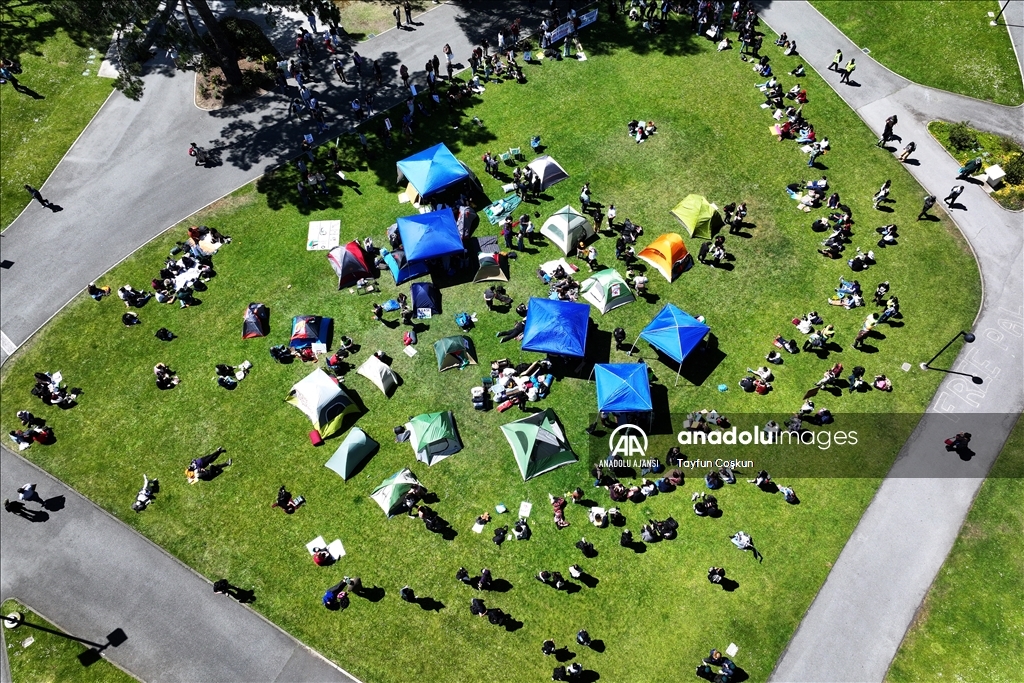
[327, 241, 371, 289]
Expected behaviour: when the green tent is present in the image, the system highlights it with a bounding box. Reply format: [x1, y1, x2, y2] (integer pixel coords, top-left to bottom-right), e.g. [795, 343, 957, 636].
[670, 194, 722, 240]
[434, 336, 477, 372]
[580, 268, 636, 314]
[500, 408, 578, 480]
[285, 369, 357, 439]
[324, 427, 379, 481]
[406, 411, 462, 465]
[370, 468, 420, 517]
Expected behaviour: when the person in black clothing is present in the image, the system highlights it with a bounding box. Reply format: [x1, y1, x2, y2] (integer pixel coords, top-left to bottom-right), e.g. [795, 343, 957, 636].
[477, 568, 493, 590]
[495, 320, 525, 343]
[542, 639, 557, 656]
[918, 195, 936, 220]
[400, 585, 416, 602]
[470, 597, 487, 616]
[456, 567, 473, 585]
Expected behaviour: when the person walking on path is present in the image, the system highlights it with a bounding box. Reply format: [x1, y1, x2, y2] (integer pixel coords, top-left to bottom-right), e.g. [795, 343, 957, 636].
[24, 184, 51, 209]
[829, 49, 842, 71]
[944, 185, 964, 208]
[393, 5, 402, 30]
[333, 56, 348, 84]
[918, 195, 936, 220]
[898, 141, 916, 163]
[877, 115, 897, 147]
[840, 58, 856, 84]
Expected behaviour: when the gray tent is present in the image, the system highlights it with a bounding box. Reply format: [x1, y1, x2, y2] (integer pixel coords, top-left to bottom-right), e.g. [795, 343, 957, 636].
[324, 427, 379, 480]
[357, 355, 399, 397]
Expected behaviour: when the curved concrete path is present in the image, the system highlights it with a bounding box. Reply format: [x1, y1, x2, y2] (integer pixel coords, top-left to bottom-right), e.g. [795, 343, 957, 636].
[752, 2, 1024, 681]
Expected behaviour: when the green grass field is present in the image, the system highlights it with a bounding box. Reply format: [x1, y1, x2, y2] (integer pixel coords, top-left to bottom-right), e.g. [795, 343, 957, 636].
[886, 416, 1024, 683]
[813, 1, 1024, 105]
[0, 5, 113, 230]
[928, 120, 1024, 210]
[1, 600, 136, 683]
[0, 14, 981, 683]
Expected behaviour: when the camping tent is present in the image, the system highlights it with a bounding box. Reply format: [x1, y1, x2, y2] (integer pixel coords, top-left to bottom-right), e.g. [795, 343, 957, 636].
[406, 411, 462, 465]
[637, 304, 711, 382]
[242, 302, 269, 339]
[455, 205, 478, 239]
[327, 241, 372, 289]
[396, 143, 472, 198]
[580, 269, 635, 314]
[527, 155, 569, 190]
[356, 355, 399, 397]
[541, 206, 595, 255]
[521, 297, 590, 357]
[434, 336, 477, 372]
[638, 233, 691, 282]
[370, 468, 420, 517]
[324, 427, 379, 481]
[594, 363, 653, 413]
[286, 369, 357, 438]
[670, 194, 722, 240]
[397, 209, 464, 263]
[501, 408, 578, 481]
[410, 282, 442, 317]
[289, 315, 331, 349]
[380, 245, 429, 285]
[473, 235, 508, 283]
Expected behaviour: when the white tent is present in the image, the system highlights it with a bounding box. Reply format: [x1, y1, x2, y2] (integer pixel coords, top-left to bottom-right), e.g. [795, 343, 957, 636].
[356, 355, 399, 397]
[580, 268, 636, 314]
[541, 206, 595, 255]
[285, 369, 356, 438]
[527, 155, 569, 190]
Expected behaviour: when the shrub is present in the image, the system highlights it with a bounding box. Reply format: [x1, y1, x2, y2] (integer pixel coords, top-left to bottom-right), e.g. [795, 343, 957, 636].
[948, 121, 978, 152]
[1003, 152, 1024, 186]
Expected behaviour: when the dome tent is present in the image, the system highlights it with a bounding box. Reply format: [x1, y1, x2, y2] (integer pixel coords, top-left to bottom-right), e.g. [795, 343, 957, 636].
[286, 369, 357, 439]
[289, 315, 331, 349]
[434, 336, 477, 372]
[526, 155, 569, 190]
[356, 355, 399, 397]
[327, 241, 371, 288]
[370, 468, 420, 517]
[324, 427, 379, 481]
[580, 268, 635, 314]
[637, 233, 691, 282]
[501, 408, 577, 481]
[410, 282, 442, 317]
[670, 194, 723, 240]
[540, 206, 595, 255]
[405, 411, 462, 466]
[242, 302, 270, 339]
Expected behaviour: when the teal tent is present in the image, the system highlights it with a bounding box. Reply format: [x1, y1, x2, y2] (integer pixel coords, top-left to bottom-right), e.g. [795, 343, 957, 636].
[324, 427, 379, 480]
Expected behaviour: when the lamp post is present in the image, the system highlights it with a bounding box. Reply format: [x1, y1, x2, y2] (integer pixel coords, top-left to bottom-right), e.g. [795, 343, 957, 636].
[920, 330, 983, 384]
[991, 1, 1010, 26]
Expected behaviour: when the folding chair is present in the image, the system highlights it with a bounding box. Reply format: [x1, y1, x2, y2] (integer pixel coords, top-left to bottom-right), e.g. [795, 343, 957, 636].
[509, 146, 522, 161]
[499, 151, 513, 165]
[530, 136, 541, 152]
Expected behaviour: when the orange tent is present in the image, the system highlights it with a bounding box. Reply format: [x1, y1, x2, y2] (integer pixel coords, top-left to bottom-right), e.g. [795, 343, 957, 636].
[638, 233, 690, 282]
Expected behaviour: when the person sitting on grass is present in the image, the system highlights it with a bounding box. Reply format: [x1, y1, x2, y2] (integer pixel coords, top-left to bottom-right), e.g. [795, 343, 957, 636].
[778, 485, 798, 504]
[748, 469, 772, 488]
[873, 374, 893, 391]
[705, 470, 724, 490]
[272, 485, 303, 513]
[693, 492, 719, 516]
[88, 282, 111, 301]
[154, 363, 180, 390]
[132, 474, 157, 512]
[312, 547, 333, 566]
[552, 497, 570, 528]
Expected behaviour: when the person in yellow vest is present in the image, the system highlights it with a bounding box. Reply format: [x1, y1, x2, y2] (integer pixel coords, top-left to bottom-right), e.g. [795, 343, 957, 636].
[840, 58, 856, 84]
[829, 48, 842, 71]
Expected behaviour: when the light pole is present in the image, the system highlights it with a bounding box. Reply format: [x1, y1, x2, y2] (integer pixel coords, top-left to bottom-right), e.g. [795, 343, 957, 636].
[991, 1, 1010, 26]
[920, 330, 983, 384]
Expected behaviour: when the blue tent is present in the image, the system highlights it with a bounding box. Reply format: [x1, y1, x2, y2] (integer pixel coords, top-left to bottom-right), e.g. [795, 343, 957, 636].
[521, 297, 590, 357]
[594, 363, 653, 413]
[638, 304, 710, 380]
[289, 315, 332, 349]
[397, 209, 464, 263]
[411, 282, 441, 316]
[397, 143, 470, 198]
[380, 246, 429, 285]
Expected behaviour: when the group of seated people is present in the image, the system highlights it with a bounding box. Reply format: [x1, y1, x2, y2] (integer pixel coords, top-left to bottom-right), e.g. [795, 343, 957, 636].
[682, 409, 730, 432]
[704, 466, 737, 490]
[30, 372, 81, 408]
[117, 285, 152, 309]
[627, 119, 657, 143]
[153, 363, 180, 389]
[828, 277, 864, 309]
[8, 410, 53, 450]
[692, 492, 720, 516]
[847, 247, 876, 272]
[639, 517, 678, 542]
[184, 447, 230, 483]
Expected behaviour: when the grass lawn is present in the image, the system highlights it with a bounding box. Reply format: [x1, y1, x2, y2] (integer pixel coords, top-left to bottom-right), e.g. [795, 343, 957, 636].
[928, 120, 1024, 210]
[812, 1, 1024, 105]
[1, 600, 137, 683]
[886, 415, 1024, 683]
[0, 4, 113, 230]
[333, 0, 435, 41]
[0, 13, 981, 683]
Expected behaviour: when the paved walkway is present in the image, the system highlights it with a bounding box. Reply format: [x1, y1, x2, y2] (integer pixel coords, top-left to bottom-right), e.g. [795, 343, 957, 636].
[0, 448, 356, 682]
[754, 2, 1024, 682]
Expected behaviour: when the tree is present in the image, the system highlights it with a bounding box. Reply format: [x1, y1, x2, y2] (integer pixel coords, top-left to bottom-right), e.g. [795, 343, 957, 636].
[47, 0, 247, 98]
